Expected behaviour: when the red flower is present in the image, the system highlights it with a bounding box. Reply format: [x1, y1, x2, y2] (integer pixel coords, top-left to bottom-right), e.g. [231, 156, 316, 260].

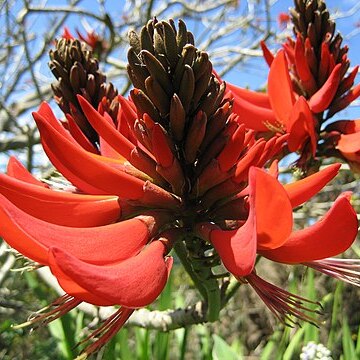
[197, 165, 358, 322]
[277, 12, 291, 29]
[61, 27, 74, 40]
[226, 1, 360, 173]
[324, 119, 360, 172]
[227, 50, 342, 153]
[60, 26, 108, 58]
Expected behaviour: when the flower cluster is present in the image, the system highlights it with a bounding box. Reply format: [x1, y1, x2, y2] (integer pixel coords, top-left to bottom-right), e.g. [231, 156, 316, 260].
[227, 0, 360, 173]
[1, 7, 359, 359]
[300, 341, 333, 360]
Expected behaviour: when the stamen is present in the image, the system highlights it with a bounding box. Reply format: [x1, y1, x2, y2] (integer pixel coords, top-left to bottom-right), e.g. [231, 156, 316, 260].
[305, 258, 360, 287]
[263, 120, 286, 134]
[13, 294, 81, 329]
[245, 272, 321, 327]
[75, 307, 134, 359]
[11, 260, 43, 273]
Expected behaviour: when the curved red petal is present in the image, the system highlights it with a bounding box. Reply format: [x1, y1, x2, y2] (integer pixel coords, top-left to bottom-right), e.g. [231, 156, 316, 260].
[325, 119, 360, 134]
[233, 140, 266, 182]
[7, 156, 47, 187]
[37, 102, 75, 142]
[152, 123, 174, 168]
[0, 173, 120, 226]
[118, 95, 137, 128]
[337, 131, 360, 154]
[99, 135, 122, 159]
[77, 95, 135, 159]
[309, 64, 342, 113]
[49, 264, 114, 306]
[287, 97, 316, 155]
[268, 50, 295, 126]
[226, 82, 271, 108]
[260, 40, 274, 67]
[250, 167, 293, 250]
[34, 112, 145, 199]
[284, 163, 341, 208]
[66, 114, 98, 153]
[231, 95, 276, 131]
[0, 194, 153, 265]
[200, 190, 257, 277]
[268, 159, 279, 178]
[217, 124, 246, 172]
[260, 193, 358, 263]
[48, 241, 172, 308]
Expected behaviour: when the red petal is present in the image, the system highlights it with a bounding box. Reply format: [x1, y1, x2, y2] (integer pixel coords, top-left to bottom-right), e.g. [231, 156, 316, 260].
[0, 173, 120, 227]
[231, 96, 277, 131]
[33, 112, 145, 199]
[268, 50, 295, 126]
[260, 40, 274, 67]
[66, 114, 98, 153]
[78, 96, 135, 159]
[294, 34, 317, 94]
[0, 194, 154, 265]
[198, 167, 293, 275]
[7, 156, 47, 187]
[284, 163, 341, 208]
[49, 265, 114, 306]
[260, 193, 358, 263]
[319, 42, 330, 85]
[62, 27, 74, 40]
[268, 160, 279, 178]
[256, 136, 277, 168]
[118, 95, 137, 130]
[325, 119, 360, 134]
[287, 97, 317, 155]
[37, 102, 75, 142]
[217, 124, 246, 172]
[202, 182, 257, 276]
[48, 241, 173, 307]
[337, 131, 360, 155]
[327, 84, 360, 118]
[99, 112, 123, 159]
[152, 124, 174, 168]
[309, 63, 342, 113]
[250, 167, 293, 250]
[226, 82, 271, 108]
[233, 140, 266, 182]
[99, 135, 122, 159]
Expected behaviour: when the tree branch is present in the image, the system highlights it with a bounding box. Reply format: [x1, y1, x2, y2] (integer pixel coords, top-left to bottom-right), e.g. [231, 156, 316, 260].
[36, 267, 209, 332]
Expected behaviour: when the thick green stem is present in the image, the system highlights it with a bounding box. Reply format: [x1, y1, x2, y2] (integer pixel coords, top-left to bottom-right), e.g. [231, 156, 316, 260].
[173, 241, 207, 299]
[173, 237, 222, 322]
[204, 279, 221, 322]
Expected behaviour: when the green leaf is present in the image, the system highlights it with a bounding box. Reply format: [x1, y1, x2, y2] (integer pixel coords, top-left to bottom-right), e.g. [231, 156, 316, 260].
[283, 327, 305, 360]
[328, 282, 343, 349]
[212, 334, 242, 360]
[342, 316, 356, 360]
[303, 269, 319, 344]
[48, 316, 74, 360]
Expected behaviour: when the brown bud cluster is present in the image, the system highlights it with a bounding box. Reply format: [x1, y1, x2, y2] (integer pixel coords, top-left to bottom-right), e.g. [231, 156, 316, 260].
[49, 38, 119, 144]
[127, 19, 233, 198]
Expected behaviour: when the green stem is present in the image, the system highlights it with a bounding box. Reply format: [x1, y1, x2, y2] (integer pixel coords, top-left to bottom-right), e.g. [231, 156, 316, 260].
[204, 279, 221, 322]
[179, 327, 188, 360]
[224, 280, 241, 304]
[173, 239, 221, 322]
[173, 241, 207, 299]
